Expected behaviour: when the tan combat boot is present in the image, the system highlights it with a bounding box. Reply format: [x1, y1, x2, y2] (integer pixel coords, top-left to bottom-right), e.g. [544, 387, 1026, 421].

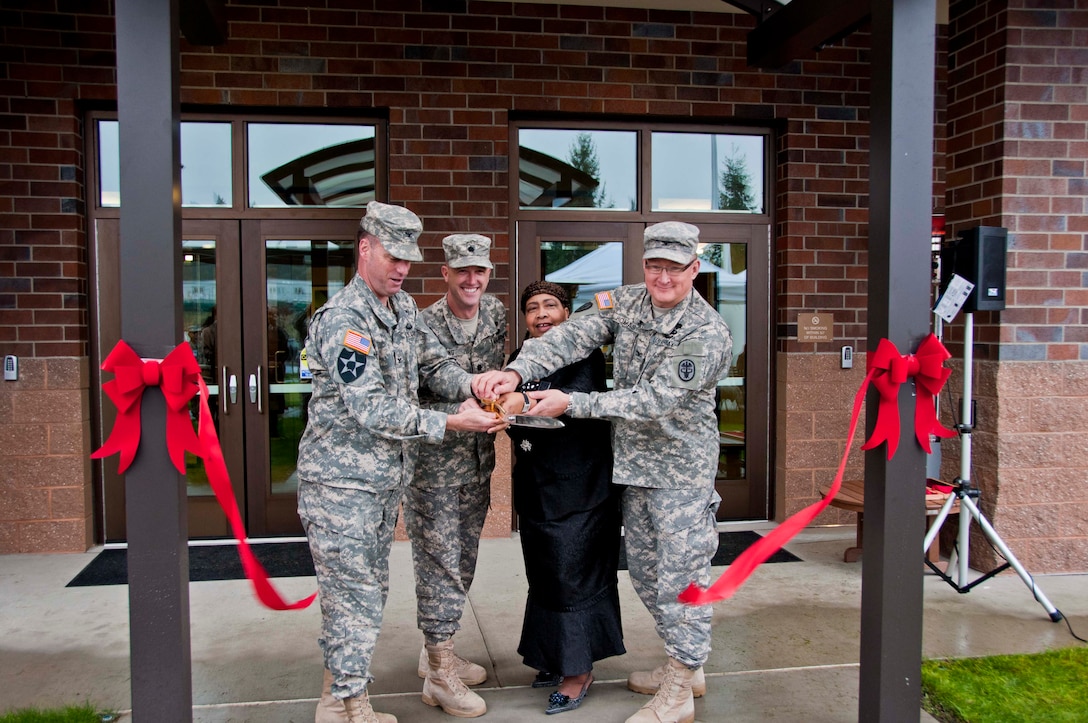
[624, 657, 696, 723]
[422, 640, 488, 718]
[628, 660, 706, 697]
[416, 643, 487, 685]
[315, 668, 347, 723]
[342, 690, 397, 723]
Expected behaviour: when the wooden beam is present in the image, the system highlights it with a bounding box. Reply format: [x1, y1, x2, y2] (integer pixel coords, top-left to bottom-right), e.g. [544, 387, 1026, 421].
[746, 0, 869, 69]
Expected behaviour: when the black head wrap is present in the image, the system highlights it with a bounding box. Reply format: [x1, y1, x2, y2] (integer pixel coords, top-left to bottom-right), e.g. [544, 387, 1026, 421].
[519, 280, 571, 313]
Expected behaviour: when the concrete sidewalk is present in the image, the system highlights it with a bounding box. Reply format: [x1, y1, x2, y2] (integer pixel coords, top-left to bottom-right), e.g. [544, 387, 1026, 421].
[1, 524, 1085, 722]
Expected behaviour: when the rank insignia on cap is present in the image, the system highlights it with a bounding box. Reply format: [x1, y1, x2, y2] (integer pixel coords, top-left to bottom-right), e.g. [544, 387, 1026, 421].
[343, 329, 371, 354]
[595, 291, 614, 310]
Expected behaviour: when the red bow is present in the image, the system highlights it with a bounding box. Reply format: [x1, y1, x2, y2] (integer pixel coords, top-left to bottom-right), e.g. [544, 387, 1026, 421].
[861, 334, 955, 459]
[678, 333, 956, 607]
[92, 340, 316, 611]
[91, 340, 202, 474]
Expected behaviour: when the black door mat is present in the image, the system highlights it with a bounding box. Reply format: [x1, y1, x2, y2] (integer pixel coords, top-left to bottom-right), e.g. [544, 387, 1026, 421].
[68, 531, 800, 587]
[617, 530, 801, 570]
[67, 541, 315, 587]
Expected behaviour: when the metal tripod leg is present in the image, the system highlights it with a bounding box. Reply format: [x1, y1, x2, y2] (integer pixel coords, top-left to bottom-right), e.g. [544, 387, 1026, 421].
[923, 488, 1062, 622]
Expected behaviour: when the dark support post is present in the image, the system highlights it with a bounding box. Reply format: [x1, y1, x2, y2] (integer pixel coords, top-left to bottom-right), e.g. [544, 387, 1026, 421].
[861, 0, 937, 721]
[116, 0, 193, 720]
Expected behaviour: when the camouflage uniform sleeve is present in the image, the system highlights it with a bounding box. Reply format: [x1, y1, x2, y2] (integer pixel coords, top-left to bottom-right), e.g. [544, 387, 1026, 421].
[315, 308, 447, 443]
[569, 323, 733, 422]
[416, 315, 474, 404]
[506, 312, 614, 382]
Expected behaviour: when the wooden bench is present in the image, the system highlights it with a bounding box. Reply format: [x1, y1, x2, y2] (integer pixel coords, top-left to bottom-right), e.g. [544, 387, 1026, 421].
[819, 479, 960, 563]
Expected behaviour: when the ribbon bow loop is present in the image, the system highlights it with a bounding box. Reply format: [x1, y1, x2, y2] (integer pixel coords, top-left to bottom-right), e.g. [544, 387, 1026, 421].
[91, 340, 202, 474]
[861, 334, 954, 459]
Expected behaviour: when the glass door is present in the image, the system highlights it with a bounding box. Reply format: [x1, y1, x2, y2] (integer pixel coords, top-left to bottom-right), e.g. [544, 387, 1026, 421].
[517, 220, 770, 521]
[95, 218, 356, 540]
[239, 220, 356, 536]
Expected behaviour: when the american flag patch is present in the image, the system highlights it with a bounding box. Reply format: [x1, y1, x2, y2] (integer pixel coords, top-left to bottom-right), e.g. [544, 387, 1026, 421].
[343, 329, 371, 354]
[595, 291, 614, 310]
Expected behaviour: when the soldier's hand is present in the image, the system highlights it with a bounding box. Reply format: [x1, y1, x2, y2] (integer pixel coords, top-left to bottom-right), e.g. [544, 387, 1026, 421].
[496, 391, 528, 414]
[526, 389, 569, 418]
[472, 370, 521, 399]
[447, 406, 508, 434]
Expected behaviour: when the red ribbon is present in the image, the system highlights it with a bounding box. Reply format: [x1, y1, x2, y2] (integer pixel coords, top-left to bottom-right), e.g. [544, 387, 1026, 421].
[93, 340, 316, 611]
[860, 334, 955, 459]
[91, 340, 202, 474]
[678, 334, 954, 606]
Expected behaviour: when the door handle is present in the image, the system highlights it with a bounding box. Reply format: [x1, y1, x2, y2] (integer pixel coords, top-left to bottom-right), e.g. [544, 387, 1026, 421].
[249, 366, 264, 413]
[227, 369, 238, 409]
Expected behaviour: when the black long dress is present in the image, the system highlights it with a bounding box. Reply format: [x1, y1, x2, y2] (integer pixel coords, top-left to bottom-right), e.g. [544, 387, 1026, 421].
[507, 346, 625, 676]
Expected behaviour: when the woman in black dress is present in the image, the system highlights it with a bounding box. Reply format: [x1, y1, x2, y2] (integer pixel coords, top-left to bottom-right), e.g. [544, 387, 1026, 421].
[497, 281, 625, 715]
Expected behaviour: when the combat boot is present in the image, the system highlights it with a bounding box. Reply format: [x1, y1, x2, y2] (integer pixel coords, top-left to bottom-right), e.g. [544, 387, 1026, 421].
[624, 657, 696, 723]
[416, 642, 487, 685]
[315, 668, 347, 723]
[342, 691, 397, 723]
[628, 660, 706, 697]
[422, 639, 488, 718]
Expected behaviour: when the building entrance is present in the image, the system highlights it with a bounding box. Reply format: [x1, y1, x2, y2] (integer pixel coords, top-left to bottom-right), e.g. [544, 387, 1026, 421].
[94, 218, 356, 540]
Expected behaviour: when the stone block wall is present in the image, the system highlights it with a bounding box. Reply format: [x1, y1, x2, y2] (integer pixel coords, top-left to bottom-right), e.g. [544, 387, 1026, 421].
[0, 357, 93, 553]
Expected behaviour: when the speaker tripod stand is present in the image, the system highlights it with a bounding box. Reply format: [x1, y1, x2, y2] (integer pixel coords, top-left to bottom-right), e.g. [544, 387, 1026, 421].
[922, 312, 1062, 622]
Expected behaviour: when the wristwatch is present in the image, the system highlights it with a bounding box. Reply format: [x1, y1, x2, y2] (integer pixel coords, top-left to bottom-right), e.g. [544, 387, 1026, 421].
[520, 392, 531, 413]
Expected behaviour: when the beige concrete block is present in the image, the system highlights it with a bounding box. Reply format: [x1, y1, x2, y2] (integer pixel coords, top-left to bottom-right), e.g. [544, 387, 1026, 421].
[49, 422, 90, 455]
[44, 357, 89, 390]
[0, 424, 50, 456]
[990, 503, 1062, 540]
[0, 456, 88, 489]
[1060, 361, 1088, 395]
[784, 411, 814, 438]
[6, 519, 91, 553]
[49, 486, 91, 519]
[11, 390, 85, 424]
[0, 488, 51, 521]
[1028, 396, 1088, 434]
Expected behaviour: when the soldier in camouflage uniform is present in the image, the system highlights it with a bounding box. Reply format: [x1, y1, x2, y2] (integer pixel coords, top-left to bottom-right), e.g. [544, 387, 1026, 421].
[404, 233, 506, 718]
[298, 202, 503, 723]
[474, 221, 732, 723]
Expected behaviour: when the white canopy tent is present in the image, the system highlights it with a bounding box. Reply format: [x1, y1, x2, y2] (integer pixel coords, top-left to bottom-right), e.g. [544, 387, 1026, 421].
[544, 242, 747, 356]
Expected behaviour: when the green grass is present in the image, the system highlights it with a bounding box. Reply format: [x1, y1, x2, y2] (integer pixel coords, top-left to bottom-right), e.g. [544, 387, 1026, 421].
[0, 704, 117, 723]
[921, 646, 1088, 722]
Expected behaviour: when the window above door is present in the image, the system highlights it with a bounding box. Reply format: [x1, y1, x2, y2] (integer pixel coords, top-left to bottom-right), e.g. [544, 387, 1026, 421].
[91, 113, 386, 217]
[512, 120, 771, 222]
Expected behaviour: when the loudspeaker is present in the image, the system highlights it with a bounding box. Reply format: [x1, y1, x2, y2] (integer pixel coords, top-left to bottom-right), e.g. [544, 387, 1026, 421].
[941, 226, 1007, 312]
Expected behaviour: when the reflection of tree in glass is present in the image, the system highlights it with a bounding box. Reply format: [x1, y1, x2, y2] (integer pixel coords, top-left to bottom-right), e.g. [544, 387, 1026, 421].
[568, 132, 614, 209]
[718, 143, 757, 212]
[699, 244, 723, 269]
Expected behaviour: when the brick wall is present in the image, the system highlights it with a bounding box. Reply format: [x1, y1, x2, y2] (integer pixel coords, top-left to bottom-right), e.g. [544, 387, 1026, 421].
[938, 0, 1088, 572]
[2, 1, 1082, 567]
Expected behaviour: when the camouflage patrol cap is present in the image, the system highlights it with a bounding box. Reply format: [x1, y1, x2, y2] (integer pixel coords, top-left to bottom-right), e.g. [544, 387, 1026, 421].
[359, 201, 423, 262]
[442, 233, 494, 270]
[643, 221, 700, 265]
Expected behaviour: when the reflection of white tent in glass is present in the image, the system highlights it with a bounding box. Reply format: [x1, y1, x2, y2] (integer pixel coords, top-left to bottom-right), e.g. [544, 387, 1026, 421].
[545, 243, 746, 311]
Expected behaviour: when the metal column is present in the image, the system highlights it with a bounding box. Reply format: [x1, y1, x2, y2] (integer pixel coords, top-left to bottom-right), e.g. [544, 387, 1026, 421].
[860, 0, 938, 720]
[115, 0, 193, 719]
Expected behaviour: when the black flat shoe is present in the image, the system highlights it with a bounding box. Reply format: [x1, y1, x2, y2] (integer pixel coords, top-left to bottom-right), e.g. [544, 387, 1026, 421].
[545, 673, 593, 715]
[532, 671, 561, 688]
